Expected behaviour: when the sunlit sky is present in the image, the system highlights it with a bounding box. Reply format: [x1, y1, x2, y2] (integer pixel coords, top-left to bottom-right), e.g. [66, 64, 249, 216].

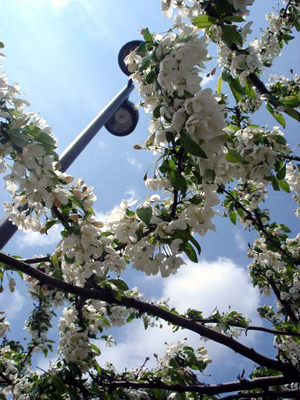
[0, 0, 299, 385]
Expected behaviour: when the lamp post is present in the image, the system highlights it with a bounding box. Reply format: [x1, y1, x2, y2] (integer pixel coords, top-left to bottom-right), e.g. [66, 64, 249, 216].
[0, 40, 142, 250]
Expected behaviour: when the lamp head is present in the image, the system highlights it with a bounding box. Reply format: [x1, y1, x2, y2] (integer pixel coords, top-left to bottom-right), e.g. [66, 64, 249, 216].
[105, 100, 139, 137]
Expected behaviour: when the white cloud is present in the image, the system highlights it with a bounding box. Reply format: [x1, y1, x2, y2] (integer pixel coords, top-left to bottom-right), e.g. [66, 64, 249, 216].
[50, 0, 72, 9]
[163, 258, 259, 317]
[96, 140, 106, 150]
[95, 210, 109, 222]
[0, 289, 25, 320]
[98, 258, 262, 379]
[126, 156, 143, 172]
[125, 188, 139, 204]
[18, 226, 61, 249]
[94, 189, 139, 224]
[234, 228, 248, 252]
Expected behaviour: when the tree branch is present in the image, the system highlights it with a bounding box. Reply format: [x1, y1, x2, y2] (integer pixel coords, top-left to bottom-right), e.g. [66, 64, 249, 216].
[22, 256, 51, 264]
[104, 375, 298, 396]
[0, 252, 299, 378]
[192, 318, 300, 337]
[221, 388, 300, 400]
[51, 206, 70, 230]
[283, 154, 300, 162]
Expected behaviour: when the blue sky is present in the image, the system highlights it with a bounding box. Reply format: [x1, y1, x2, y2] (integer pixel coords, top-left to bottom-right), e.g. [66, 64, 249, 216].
[0, 0, 299, 386]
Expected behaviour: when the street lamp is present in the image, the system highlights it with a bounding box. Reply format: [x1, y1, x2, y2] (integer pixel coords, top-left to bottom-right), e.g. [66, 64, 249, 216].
[0, 40, 143, 249]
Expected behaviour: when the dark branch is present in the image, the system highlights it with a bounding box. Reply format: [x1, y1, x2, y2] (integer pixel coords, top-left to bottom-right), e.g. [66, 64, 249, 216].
[283, 0, 292, 18]
[283, 154, 300, 162]
[105, 375, 298, 396]
[51, 206, 70, 230]
[193, 318, 300, 337]
[22, 256, 51, 264]
[222, 388, 300, 400]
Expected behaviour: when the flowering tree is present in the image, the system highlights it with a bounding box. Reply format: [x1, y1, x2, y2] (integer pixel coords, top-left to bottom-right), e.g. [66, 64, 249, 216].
[0, 0, 299, 398]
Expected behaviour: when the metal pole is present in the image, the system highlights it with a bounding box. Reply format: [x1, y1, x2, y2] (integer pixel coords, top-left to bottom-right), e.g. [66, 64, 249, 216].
[0, 81, 135, 250]
[60, 80, 134, 171]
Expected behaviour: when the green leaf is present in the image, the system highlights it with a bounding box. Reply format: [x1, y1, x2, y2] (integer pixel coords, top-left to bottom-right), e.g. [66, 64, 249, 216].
[225, 124, 240, 132]
[168, 170, 187, 194]
[278, 179, 290, 193]
[31, 130, 56, 150]
[223, 74, 246, 103]
[66, 387, 80, 400]
[143, 317, 149, 330]
[180, 241, 198, 263]
[52, 376, 65, 394]
[217, 76, 223, 95]
[136, 203, 152, 226]
[51, 254, 59, 269]
[271, 176, 280, 191]
[9, 131, 29, 147]
[145, 70, 156, 84]
[109, 279, 129, 292]
[280, 33, 294, 43]
[204, 169, 216, 183]
[137, 41, 147, 54]
[51, 394, 64, 400]
[284, 107, 300, 122]
[221, 69, 232, 83]
[244, 80, 257, 99]
[281, 95, 300, 107]
[229, 83, 242, 102]
[173, 230, 201, 255]
[90, 343, 101, 356]
[276, 165, 286, 180]
[192, 14, 217, 28]
[226, 149, 246, 163]
[221, 16, 245, 23]
[140, 58, 150, 71]
[274, 135, 287, 145]
[142, 28, 152, 43]
[0, 42, 4, 49]
[229, 209, 237, 225]
[180, 132, 207, 158]
[229, 78, 246, 95]
[44, 219, 57, 232]
[266, 103, 286, 128]
[273, 112, 286, 128]
[221, 25, 243, 47]
[153, 106, 161, 119]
